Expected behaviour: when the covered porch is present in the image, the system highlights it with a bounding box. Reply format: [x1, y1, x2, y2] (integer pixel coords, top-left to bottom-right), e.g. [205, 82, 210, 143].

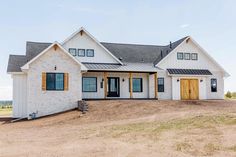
[81, 63, 159, 99]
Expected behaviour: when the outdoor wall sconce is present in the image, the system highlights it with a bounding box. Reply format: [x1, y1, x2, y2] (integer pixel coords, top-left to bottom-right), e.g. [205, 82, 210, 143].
[122, 78, 125, 82]
[177, 79, 180, 82]
[102, 78, 104, 82]
[54, 65, 57, 71]
[200, 79, 203, 82]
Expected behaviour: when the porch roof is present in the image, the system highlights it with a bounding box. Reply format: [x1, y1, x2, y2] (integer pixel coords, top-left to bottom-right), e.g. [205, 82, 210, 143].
[167, 68, 212, 75]
[83, 62, 159, 73]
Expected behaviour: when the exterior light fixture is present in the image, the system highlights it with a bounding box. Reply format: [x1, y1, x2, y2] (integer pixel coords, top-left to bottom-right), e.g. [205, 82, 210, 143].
[54, 66, 57, 70]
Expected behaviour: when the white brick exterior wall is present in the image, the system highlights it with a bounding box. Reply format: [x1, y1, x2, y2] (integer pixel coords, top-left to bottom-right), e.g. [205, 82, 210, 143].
[27, 46, 82, 118]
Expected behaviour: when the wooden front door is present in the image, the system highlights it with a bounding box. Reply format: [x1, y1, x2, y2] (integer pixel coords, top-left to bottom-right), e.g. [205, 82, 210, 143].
[180, 79, 199, 100]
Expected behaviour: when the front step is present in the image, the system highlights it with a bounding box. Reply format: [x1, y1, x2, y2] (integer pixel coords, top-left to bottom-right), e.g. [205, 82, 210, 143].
[78, 100, 88, 114]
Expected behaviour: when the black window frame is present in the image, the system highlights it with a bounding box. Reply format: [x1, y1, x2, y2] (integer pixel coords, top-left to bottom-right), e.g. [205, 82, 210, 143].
[86, 49, 94, 57]
[191, 53, 198, 60]
[211, 78, 217, 92]
[158, 78, 164, 92]
[78, 49, 85, 57]
[177, 52, 184, 60]
[129, 78, 143, 92]
[68, 48, 77, 56]
[82, 77, 97, 92]
[46, 73, 64, 91]
[184, 53, 191, 60]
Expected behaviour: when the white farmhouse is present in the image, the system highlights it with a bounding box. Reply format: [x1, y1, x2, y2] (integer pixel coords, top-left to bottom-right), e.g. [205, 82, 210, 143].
[7, 27, 229, 119]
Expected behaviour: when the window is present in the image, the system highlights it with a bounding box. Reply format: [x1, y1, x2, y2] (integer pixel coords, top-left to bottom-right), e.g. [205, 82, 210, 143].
[86, 49, 94, 57]
[177, 52, 183, 60]
[211, 79, 217, 92]
[158, 78, 164, 92]
[69, 48, 76, 56]
[78, 49, 85, 57]
[46, 73, 64, 90]
[130, 78, 143, 92]
[191, 53, 198, 60]
[184, 53, 190, 60]
[82, 77, 97, 92]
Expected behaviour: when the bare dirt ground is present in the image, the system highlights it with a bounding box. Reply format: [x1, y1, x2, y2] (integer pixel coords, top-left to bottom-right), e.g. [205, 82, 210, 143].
[0, 100, 236, 157]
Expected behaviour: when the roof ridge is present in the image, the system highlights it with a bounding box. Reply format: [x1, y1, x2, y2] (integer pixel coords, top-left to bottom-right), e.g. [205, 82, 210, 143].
[26, 41, 52, 44]
[101, 42, 167, 47]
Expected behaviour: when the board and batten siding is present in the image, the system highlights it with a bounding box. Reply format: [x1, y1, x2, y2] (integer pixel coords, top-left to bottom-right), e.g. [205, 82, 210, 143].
[12, 74, 27, 118]
[62, 32, 119, 64]
[27, 46, 82, 118]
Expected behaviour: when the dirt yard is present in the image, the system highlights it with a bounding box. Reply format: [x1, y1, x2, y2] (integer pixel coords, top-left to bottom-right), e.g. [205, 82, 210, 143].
[0, 100, 236, 157]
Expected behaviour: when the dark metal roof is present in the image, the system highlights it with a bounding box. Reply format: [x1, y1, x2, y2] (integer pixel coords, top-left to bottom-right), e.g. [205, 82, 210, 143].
[167, 69, 212, 75]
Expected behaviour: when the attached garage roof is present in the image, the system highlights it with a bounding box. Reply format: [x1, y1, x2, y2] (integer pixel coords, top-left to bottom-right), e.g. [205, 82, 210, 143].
[167, 69, 212, 75]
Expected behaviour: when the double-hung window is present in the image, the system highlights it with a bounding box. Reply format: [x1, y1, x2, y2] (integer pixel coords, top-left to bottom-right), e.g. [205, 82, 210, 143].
[130, 78, 143, 92]
[78, 49, 85, 57]
[82, 77, 97, 92]
[211, 79, 217, 92]
[184, 53, 191, 60]
[46, 73, 64, 90]
[158, 78, 164, 92]
[191, 53, 198, 60]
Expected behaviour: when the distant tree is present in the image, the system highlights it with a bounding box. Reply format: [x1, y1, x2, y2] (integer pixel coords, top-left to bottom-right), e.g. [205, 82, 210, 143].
[225, 91, 232, 98]
[232, 92, 236, 98]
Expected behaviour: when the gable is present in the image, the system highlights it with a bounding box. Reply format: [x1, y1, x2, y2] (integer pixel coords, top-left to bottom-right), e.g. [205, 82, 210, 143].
[62, 28, 122, 64]
[157, 38, 229, 76]
[21, 42, 87, 72]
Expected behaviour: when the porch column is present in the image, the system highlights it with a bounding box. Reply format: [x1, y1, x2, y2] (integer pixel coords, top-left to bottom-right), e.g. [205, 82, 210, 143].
[104, 72, 108, 98]
[129, 72, 133, 98]
[154, 72, 158, 99]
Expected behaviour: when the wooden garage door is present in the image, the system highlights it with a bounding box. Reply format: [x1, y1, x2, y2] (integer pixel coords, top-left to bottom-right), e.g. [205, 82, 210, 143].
[181, 79, 199, 100]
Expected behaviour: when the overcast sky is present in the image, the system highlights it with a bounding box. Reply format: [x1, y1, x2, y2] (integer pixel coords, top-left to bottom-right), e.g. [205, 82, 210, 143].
[0, 0, 236, 100]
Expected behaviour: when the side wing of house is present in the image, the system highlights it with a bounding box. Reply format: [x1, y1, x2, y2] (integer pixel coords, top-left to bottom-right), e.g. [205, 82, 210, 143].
[156, 37, 228, 100]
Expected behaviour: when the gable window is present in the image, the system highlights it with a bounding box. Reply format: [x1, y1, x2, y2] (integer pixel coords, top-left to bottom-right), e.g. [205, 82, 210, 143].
[82, 77, 97, 92]
[130, 78, 143, 92]
[46, 73, 64, 91]
[86, 49, 94, 57]
[211, 79, 217, 92]
[78, 49, 85, 57]
[69, 48, 76, 56]
[158, 78, 164, 92]
[177, 52, 183, 60]
[184, 53, 190, 60]
[191, 53, 198, 60]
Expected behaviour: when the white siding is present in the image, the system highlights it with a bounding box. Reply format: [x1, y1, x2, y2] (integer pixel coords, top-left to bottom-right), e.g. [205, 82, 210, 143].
[27, 46, 82, 118]
[82, 72, 149, 99]
[157, 39, 225, 99]
[12, 74, 27, 118]
[63, 32, 119, 64]
[157, 70, 172, 100]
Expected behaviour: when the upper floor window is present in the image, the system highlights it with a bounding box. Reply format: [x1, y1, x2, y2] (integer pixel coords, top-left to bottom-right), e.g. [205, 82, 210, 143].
[177, 52, 183, 60]
[82, 77, 97, 92]
[78, 49, 85, 57]
[211, 79, 217, 92]
[86, 49, 94, 57]
[158, 78, 164, 92]
[46, 73, 64, 91]
[69, 48, 76, 56]
[184, 53, 191, 60]
[191, 53, 198, 60]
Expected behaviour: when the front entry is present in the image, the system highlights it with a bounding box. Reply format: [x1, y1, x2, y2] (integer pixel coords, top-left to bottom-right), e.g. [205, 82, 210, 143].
[180, 79, 199, 100]
[107, 77, 120, 97]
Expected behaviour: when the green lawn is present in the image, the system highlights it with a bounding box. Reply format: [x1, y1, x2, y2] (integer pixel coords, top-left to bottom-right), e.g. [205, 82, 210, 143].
[0, 108, 12, 116]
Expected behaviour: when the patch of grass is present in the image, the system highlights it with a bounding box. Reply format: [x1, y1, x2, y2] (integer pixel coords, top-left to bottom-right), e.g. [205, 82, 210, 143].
[226, 145, 236, 152]
[109, 114, 236, 138]
[0, 108, 12, 116]
[204, 143, 220, 156]
[176, 142, 192, 151]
